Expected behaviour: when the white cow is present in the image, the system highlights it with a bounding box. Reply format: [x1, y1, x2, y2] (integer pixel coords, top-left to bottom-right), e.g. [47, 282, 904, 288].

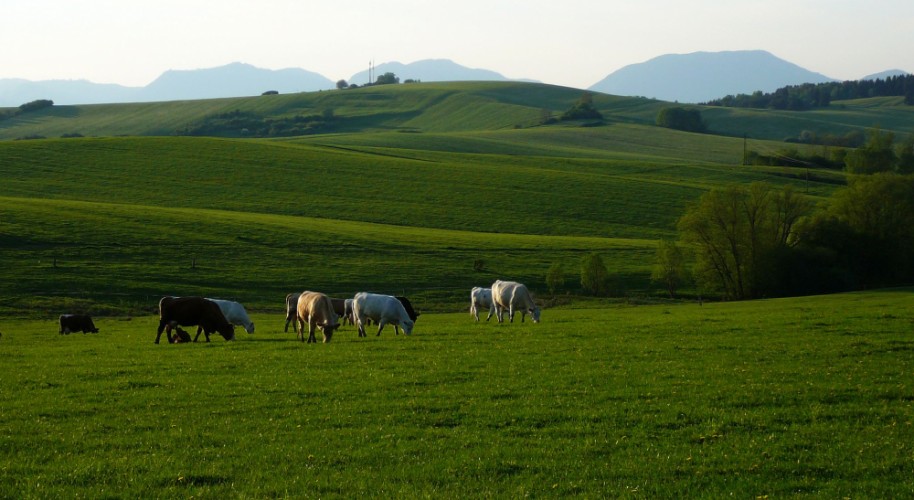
[470, 286, 495, 322]
[207, 298, 255, 333]
[352, 292, 415, 337]
[491, 280, 541, 323]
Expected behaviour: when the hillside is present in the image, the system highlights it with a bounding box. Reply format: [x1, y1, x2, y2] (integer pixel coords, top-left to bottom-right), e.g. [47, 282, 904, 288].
[0, 82, 660, 139]
[3, 81, 912, 144]
[0, 130, 837, 316]
[4, 81, 912, 314]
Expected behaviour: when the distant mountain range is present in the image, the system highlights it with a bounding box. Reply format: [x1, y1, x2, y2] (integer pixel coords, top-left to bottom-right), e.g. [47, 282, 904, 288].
[589, 50, 838, 103]
[1, 52, 908, 107]
[0, 62, 334, 107]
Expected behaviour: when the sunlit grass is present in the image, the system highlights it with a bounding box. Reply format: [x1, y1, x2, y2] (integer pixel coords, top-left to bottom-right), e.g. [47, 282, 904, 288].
[1, 289, 912, 497]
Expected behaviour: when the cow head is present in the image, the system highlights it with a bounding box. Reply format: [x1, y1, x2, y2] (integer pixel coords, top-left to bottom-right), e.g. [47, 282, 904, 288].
[244, 321, 255, 334]
[401, 319, 415, 336]
[220, 324, 236, 341]
[530, 307, 541, 323]
[320, 321, 340, 343]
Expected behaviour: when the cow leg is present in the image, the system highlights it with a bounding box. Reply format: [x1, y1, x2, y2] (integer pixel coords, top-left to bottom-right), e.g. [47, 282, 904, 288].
[471, 304, 479, 322]
[509, 305, 516, 323]
[486, 306, 494, 322]
[194, 327, 211, 342]
[308, 320, 317, 343]
[156, 320, 170, 344]
[376, 319, 387, 336]
[356, 315, 366, 337]
[394, 324, 401, 335]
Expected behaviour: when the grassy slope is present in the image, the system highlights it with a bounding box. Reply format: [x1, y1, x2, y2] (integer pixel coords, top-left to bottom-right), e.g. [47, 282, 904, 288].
[0, 130, 839, 314]
[4, 80, 904, 314]
[0, 195, 656, 315]
[4, 81, 910, 141]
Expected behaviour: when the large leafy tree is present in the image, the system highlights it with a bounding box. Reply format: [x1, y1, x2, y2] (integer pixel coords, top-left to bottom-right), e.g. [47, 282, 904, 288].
[845, 128, 897, 174]
[820, 173, 914, 286]
[650, 239, 687, 298]
[677, 183, 811, 300]
[580, 253, 609, 296]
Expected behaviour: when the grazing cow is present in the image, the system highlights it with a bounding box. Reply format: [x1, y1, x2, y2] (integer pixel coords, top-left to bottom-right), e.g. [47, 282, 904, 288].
[59, 314, 99, 334]
[329, 297, 357, 326]
[156, 296, 235, 344]
[284, 292, 302, 333]
[491, 280, 541, 323]
[206, 298, 255, 334]
[394, 296, 420, 322]
[352, 292, 415, 337]
[470, 287, 496, 322]
[352, 296, 418, 333]
[296, 291, 340, 343]
[343, 298, 355, 326]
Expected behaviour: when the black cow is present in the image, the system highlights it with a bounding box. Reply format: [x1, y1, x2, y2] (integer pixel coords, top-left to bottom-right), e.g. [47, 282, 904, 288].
[59, 314, 99, 334]
[394, 296, 420, 321]
[156, 296, 235, 344]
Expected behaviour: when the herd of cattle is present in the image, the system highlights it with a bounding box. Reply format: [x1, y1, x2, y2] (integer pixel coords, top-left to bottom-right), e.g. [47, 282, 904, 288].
[58, 280, 541, 344]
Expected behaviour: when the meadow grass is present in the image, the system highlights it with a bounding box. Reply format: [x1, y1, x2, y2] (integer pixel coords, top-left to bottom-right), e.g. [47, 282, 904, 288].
[0, 130, 842, 315]
[1, 289, 912, 497]
[0, 194, 656, 316]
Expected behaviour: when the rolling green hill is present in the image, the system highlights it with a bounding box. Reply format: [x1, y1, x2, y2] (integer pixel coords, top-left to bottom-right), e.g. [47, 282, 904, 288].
[4, 81, 909, 141]
[1, 134, 835, 315]
[4, 81, 907, 315]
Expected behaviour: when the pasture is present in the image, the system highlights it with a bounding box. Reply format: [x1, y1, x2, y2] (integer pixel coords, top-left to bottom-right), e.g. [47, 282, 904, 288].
[1, 290, 912, 497]
[3, 81, 914, 497]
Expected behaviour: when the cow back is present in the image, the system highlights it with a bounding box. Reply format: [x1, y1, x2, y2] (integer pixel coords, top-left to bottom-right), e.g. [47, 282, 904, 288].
[298, 292, 339, 326]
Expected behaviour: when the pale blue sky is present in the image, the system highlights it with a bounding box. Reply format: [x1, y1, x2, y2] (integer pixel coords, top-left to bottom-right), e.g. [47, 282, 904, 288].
[3, 0, 912, 89]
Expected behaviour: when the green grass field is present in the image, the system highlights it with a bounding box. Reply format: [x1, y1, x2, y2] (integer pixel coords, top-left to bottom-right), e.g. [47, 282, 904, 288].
[1, 290, 912, 497]
[3, 81, 914, 497]
[0, 131, 837, 315]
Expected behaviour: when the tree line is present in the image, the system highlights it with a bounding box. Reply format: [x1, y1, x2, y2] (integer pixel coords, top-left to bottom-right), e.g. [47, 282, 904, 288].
[703, 74, 914, 110]
[650, 173, 914, 301]
[746, 128, 914, 173]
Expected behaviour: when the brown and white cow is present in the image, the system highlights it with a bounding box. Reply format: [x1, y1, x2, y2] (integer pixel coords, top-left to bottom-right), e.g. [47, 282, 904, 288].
[156, 296, 235, 344]
[296, 291, 340, 343]
[59, 314, 99, 334]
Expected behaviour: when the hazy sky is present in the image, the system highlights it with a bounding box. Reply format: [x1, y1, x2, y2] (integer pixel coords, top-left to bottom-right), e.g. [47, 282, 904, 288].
[3, 0, 912, 89]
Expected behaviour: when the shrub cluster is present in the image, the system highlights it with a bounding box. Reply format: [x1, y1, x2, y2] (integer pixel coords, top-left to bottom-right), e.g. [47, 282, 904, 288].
[176, 109, 339, 138]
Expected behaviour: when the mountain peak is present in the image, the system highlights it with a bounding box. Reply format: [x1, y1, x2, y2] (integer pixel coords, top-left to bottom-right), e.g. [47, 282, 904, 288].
[589, 50, 835, 103]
